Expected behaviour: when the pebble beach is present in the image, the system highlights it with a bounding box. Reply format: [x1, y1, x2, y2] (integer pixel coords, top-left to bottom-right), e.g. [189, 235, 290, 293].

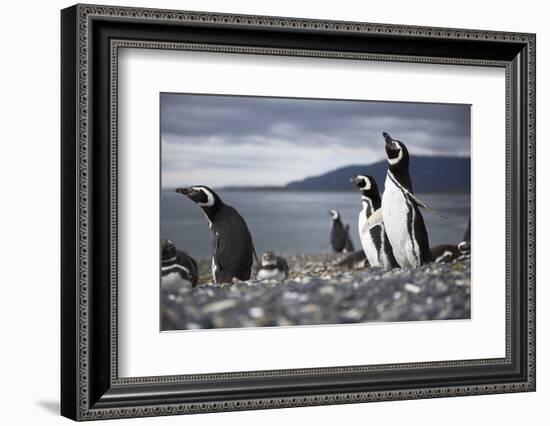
[161, 253, 471, 331]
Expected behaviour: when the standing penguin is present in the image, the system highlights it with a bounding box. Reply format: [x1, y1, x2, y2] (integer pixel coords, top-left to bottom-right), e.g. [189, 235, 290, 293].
[256, 251, 289, 281]
[352, 174, 398, 270]
[380, 132, 434, 268]
[161, 239, 198, 287]
[176, 186, 255, 284]
[328, 209, 352, 253]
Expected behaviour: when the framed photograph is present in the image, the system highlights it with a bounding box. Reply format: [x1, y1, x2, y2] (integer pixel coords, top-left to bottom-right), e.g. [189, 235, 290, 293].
[61, 4, 536, 421]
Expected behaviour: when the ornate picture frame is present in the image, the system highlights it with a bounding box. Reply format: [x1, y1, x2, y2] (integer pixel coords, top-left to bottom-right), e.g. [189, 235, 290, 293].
[61, 4, 535, 421]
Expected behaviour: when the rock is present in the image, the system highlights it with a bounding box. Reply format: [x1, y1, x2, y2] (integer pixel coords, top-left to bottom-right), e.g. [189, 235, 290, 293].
[161, 253, 471, 330]
[404, 283, 421, 294]
[203, 299, 238, 314]
[249, 306, 264, 318]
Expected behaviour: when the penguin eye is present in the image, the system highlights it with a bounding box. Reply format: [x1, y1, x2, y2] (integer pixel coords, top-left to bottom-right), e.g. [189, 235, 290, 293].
[360, 177, 371, 190]
[192, 189, 207, 203]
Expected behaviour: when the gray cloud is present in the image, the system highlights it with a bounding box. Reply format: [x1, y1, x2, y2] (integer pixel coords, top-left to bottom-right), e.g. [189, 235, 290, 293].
[161, 93, 470, 188]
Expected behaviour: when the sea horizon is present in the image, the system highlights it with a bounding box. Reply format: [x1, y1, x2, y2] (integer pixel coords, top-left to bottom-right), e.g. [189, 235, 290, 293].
[161, 189, 470, 260]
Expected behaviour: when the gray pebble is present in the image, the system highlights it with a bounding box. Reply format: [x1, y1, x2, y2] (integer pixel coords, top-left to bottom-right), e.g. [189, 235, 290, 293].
[161, 254, 471, 330]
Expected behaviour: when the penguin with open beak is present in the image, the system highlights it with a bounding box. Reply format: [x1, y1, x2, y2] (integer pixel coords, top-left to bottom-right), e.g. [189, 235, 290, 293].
[380, 132, 434, 267]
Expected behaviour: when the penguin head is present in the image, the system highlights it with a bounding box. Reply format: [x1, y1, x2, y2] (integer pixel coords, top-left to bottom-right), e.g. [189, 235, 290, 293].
[458, 241, 471, 255]
[261, 251, 277, 267]
[383, 132, 409, 168]
[161, 239, 177, 262]
[328, 209, 340, 220]
[352, 175, 380, 197]
[176, 186, 221, 212]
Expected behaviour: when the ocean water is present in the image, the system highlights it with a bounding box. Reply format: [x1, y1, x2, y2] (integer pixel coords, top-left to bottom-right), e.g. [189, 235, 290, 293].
[161, 190, 470, 260]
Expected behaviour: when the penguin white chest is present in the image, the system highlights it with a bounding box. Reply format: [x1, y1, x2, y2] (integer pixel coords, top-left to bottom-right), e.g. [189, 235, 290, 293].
[358, 208, 381, 267]
[257, 268, 286, 281]
[161, 272, 192, 290]
[211, 257, 218, 284]
[382, 175, 420, 268]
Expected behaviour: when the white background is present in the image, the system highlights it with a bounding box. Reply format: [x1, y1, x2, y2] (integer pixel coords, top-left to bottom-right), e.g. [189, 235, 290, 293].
[0, 0, 546, 425]
[119, 49, 505, 377]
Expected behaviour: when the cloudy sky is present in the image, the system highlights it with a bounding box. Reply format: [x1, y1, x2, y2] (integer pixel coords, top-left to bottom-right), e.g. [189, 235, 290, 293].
[161, 93, 470, 188]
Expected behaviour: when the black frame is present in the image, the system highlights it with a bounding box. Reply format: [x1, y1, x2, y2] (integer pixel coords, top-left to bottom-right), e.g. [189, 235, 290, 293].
[61, 4, 536, 421]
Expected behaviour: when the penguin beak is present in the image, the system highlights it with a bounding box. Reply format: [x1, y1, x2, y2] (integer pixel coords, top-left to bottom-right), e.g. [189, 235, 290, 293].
[384, 132, 401, 159]
[176, 187, 192, 196]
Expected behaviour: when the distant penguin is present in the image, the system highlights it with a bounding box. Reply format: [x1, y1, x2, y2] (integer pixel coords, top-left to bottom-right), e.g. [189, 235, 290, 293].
[380, 132, 434, 268]
[352, 174, 398, 270]
[256, 251, 289, 281]
[161, 239, 198, 288]
[431, 244, 461, 264]
[329, 209, 351, 253]
[176, 186, 255, 284]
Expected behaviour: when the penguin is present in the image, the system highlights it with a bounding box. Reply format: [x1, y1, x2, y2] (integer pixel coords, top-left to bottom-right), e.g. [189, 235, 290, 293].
[329, 209, 352, 253]
[161, 239, 198, 288]
[175, 186, 255, 284]
[352, 174, 398, 270]
[336, 249, 368, 269]
[379, 132, 434, 268]
[256, 251, 289, 281]
[431, 244, 461, 263]
[431, 218, 471, 263]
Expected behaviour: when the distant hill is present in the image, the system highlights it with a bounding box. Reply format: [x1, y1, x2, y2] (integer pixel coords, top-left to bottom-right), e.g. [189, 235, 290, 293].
[285, 156, 470, 193]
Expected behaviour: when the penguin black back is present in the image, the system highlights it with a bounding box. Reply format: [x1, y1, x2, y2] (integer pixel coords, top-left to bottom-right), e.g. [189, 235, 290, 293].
[336, 249, 368, 269]
[408, 202, 433, 263]
[176, 186, 255, 284]
[209, 203, 255, 281]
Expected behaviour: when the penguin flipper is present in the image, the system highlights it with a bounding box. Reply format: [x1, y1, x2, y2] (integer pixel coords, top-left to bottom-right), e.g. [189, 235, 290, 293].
[251, 242, 259, 264]
[408, 193, 448, 219]
[365, 208, 384, 231]
[213, 232, 223, 271]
